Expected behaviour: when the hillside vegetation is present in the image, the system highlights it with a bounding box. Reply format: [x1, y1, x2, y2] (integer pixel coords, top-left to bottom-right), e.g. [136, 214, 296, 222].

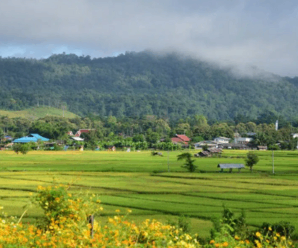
[0, 51, 298, 120]
[0, 106, 78, 119]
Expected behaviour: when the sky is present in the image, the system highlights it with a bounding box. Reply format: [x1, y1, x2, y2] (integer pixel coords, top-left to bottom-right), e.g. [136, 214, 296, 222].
[0, 0, 298, 76]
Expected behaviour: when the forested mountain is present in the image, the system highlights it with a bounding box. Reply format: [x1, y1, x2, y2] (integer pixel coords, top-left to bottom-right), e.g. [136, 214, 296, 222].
[0, 51, 297, 121]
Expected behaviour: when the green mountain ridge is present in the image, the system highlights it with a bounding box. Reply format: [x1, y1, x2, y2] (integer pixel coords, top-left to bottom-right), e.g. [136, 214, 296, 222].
[0, 51, 297, 121]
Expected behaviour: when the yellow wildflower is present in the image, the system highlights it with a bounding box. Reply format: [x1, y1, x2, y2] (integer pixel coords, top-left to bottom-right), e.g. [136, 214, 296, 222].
[223, 241, 228, 247]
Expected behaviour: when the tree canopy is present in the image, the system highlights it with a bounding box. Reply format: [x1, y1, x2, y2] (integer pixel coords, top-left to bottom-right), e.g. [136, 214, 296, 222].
[245, 152, 259, 172]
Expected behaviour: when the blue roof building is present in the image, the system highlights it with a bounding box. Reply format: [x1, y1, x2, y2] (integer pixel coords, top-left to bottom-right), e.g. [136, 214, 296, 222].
[13, 133, 49, 143]
[30, 134, 49, 141]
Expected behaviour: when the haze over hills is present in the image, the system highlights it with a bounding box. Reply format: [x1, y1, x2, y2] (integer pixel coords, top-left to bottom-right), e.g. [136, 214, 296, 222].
[0, 51, 297, 121]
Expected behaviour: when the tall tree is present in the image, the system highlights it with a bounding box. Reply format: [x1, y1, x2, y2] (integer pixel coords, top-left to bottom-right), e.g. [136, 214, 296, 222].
[245, 152, 259, 172]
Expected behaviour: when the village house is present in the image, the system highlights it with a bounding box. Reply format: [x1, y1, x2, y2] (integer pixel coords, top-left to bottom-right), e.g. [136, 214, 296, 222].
[218, 143, 250, 150]
[195, 148, 222, 157]
[71, 137, 84, 141]
[13, 133, 49, 143]
[213, 137, 231, 144]
[1, 135, 13, 142]
[171, 134, 190, 145]
[195, 150, 211, 157]
[234, 137, 253, 144]
[208, 148, 222, 154]
[67, 129, 95, 137]
[74, 129, 95, 137]
[257, 146, 268, 151]
[194, 141, 218, 149]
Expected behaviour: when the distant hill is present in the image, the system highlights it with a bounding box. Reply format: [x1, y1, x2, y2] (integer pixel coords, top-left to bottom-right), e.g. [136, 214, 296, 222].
[0, 106, 78, 119]
[0, 51, 297, 120]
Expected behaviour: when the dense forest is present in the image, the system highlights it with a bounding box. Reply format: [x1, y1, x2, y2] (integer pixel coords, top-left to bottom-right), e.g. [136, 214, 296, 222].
[0, 51, 298, 121]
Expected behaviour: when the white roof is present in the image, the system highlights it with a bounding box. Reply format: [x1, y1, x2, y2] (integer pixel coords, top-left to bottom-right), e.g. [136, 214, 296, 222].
[195, 141, 217, 145]
[215, 137, 231, 140]
[236, 137, 253, 141]
[71, 137, 84, 141]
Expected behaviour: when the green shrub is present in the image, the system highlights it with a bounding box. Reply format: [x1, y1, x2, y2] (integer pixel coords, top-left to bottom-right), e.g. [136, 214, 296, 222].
[13, 143, 30, 154]
[53, 143, 63, 151]
[261, 221, 295, 238]
[210, 207, 248, 239]
[178, 215, 191, 233]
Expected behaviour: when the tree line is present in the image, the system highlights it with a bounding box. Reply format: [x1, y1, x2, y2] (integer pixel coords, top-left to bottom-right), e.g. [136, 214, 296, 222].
[0, 114, 297, 151]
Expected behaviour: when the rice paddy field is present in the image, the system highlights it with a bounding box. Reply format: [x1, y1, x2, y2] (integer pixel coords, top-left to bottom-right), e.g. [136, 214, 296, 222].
[0, 149, 297, 238]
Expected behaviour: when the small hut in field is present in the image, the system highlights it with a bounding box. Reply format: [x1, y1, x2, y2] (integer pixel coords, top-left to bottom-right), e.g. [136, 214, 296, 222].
[217, 164, 245, 173]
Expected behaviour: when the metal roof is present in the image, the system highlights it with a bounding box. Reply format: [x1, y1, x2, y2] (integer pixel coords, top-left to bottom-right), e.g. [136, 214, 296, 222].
[71, 137, 84, 141]
[176, 134, 190, 142]
[214, 137, 231, 140]
[218, 164, 245, 169]
[30, 134, 49, 141]
[13, 137, 38, 143]
[208, 148, 222, 153]
[13, 134, 49, 143]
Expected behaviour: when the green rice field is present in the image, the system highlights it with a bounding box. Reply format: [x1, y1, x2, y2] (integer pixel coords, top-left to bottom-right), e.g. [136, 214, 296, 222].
[0, 150, 297, 238]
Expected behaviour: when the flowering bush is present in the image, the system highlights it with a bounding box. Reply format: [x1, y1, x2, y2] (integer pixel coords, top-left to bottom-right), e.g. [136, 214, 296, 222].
[207, 226, 294, 248]
[33, 185, 100, 228]
[0, 185, 294, 247]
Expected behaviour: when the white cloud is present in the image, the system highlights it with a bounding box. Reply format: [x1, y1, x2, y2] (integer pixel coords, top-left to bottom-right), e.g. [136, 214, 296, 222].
[0, 0, 298, 76]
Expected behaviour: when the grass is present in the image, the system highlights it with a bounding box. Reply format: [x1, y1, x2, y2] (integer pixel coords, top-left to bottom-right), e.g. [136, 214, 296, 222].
[0, 106, 78, 119]
[0, 150, 297, 237]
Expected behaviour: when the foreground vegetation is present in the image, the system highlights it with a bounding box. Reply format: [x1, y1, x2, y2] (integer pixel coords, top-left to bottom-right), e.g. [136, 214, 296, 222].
[0, 150, 298, 241]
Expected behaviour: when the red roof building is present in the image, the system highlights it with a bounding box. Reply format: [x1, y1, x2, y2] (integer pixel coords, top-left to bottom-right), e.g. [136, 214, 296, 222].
[171, 134, 190, 145]
[75, 129, 95, 137]
[176, 134, 190, 142]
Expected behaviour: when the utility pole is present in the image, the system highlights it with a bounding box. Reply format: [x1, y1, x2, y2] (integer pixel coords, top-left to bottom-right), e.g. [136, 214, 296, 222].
[272, 149, 274, 174]
[167, 150, 170, 172]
